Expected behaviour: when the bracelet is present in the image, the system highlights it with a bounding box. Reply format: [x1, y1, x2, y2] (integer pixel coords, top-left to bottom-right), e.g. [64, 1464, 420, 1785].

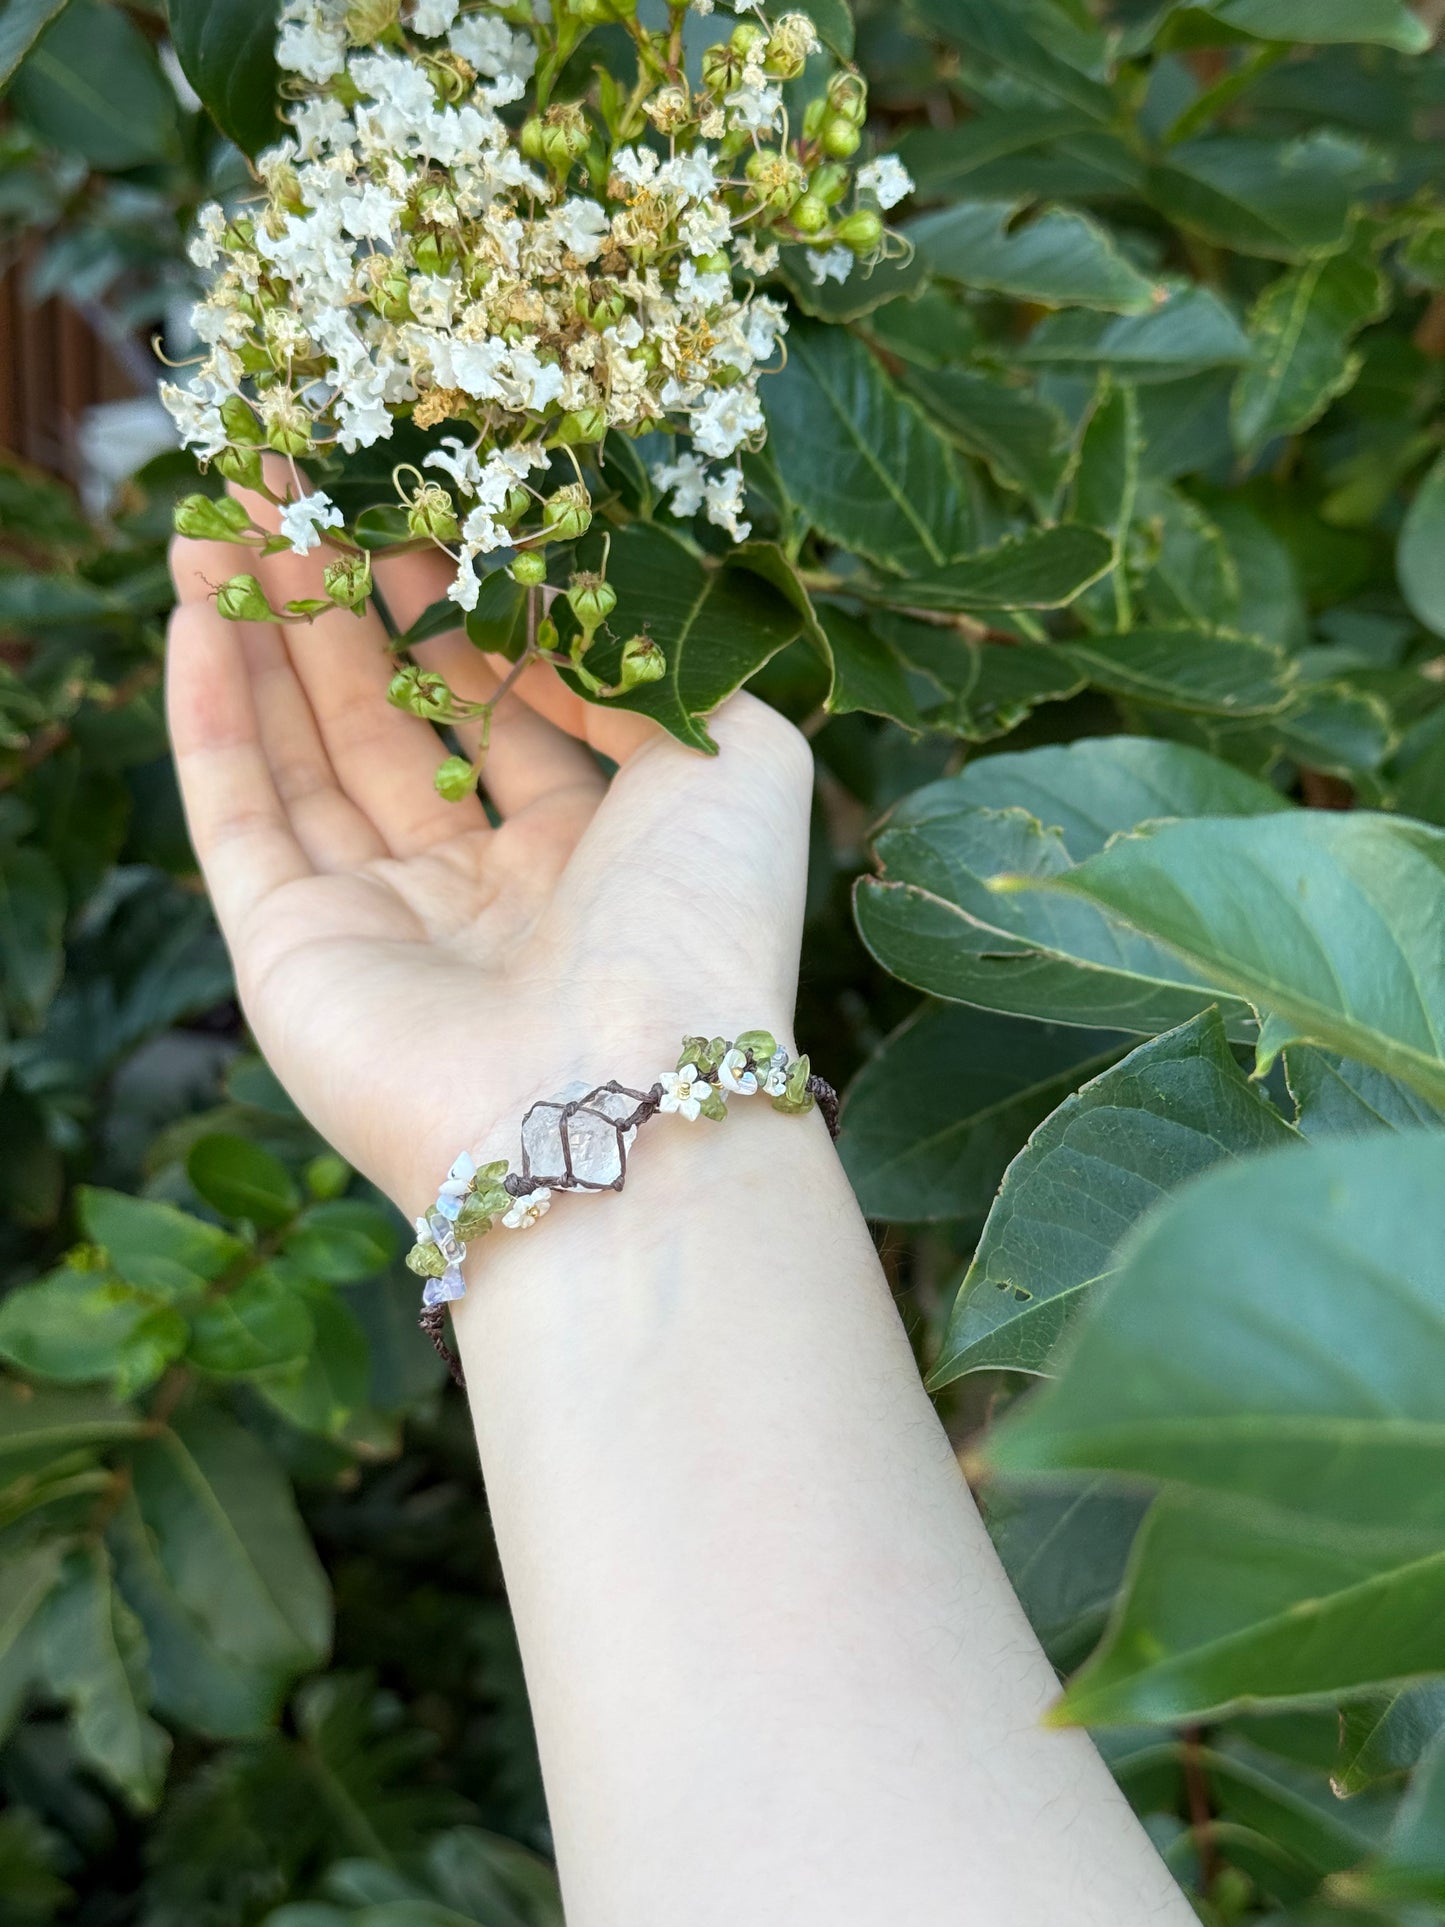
[406, 1029, 840, 1387]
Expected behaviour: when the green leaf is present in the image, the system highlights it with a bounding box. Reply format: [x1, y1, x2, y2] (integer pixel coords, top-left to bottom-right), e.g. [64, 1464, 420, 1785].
[761, 322, 975, 575]
[908, 201, 1162, 313]
[1196, 0, 1431, 54]
[1398, 449, 1445, 641]
[1029, 812, 1445, 1106]
[990, 1133, 1445, 1532]
[984, 1475, 1148, 1674]
[813, 604, 923, 729]
[0, 1268, 187, 1396]
[0, 0, 69, 90]
[9, 0, 179, 168]
[283, 1201, 397, 1283]
[255, 1291, 372, 1438]
[188, 1265, 314, 1378]
[838, 1003, 1126, 1223]
[187, 1134, 301, 1230]
[168, 0, 282, 156]
[1063, 625, 1295, 716]
[1336, 1683, 1445, 1795]
[0, 848, 64, 1033]
[913, 0, 1116, 120]
[856, 737, 1290, 1035]
[40, 1543, 168, 1809]
[0, 1380, 144, 1469]
[779, 246, 927, 323]
[1232, 255, 1389, 460]
[122, 1407, 331, 1689]
[884, 622, 1087, 741]
[884, 526, 1115, 614]
[1018, 285, 1252, 380]
[896, 106, 1100, 199]
[931, 1011, 1295, 1385]
[1148, 133, 1387, 262]
[557, 524, 804, 753]
[0, 1538, 67, 1734]
[1358, 1728, 1445, 1903]
[903, 366, 1070, 514]
[1285, 1047, 1445, 1138]
[77, 1188, 245, 1297]
[1049, 1485, 1445, 1725]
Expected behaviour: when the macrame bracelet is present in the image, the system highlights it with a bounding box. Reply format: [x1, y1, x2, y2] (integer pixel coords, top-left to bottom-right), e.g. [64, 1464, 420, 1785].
[407, 1029, 840, 1388]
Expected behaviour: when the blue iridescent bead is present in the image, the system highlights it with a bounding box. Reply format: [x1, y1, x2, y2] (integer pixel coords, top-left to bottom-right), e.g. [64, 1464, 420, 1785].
[422, 1262, 466, 1307]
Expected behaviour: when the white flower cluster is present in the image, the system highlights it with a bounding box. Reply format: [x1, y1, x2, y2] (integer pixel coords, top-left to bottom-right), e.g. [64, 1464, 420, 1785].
[165, 0, 913, 630]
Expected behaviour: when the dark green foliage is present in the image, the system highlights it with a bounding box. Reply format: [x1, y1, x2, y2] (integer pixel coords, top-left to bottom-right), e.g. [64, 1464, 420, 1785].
[3, 0, 1445, 1921]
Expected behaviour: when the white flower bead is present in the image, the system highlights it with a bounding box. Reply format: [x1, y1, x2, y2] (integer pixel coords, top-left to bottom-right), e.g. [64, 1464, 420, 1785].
[659, 1065, 710, 1121]
[502, 1188, 552, 1230]
[716, 1048, 759, 1096]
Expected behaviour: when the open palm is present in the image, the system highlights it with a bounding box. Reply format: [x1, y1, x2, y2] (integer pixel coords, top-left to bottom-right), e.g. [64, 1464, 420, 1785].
[168, 485, 813, 1215]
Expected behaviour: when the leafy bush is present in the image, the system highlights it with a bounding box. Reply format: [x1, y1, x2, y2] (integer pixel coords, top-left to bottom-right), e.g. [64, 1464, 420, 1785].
[4, 1, 1445, 1923]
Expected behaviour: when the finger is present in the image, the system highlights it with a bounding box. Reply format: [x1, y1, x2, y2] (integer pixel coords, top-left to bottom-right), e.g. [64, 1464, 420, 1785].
[166, 596, 314, 939]
[231, 470, 490, 857]
[173, 537, 386, 871]
[372, 545, 611, 817]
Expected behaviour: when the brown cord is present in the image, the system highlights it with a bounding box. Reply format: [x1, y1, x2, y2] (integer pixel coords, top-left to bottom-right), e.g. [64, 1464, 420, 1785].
[419, 1064, 841, 1391]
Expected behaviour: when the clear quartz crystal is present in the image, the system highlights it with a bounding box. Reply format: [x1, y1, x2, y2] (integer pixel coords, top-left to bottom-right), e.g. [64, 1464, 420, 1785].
[428, 1212, 464, 1263]
[520, 1081, 639, 1188]
[423, 1262, 466, 1307]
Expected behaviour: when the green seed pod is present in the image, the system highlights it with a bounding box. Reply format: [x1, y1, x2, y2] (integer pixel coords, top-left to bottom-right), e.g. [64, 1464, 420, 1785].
[821, 117, 862, 160]
[540, 103, 590, 172]
[802, 97, 828, 142]
[790, 193, 830, 236]
[537, 615, 561, 652]
[550, 405, 608, 446]
[263, 401, 312, 458]
[502, 485, 532, 525]
[567, 571, 617, 631]
[407, 482, 460, 543]
[220, 394, 264, 444]
[730, 20, 766, 57]
[764, 13, 817, 79]
[511, 550, 548, 587]
[811, 161, 851, 206]
[700, 43, 742, 93]
[836, 207, 885, 252]
[323, 551, 372, 610]
[412, 232, 457, 276]
[388, 665, 455, 721]
[173, 492, 253, 541]
[215, 445, 265, 490]
[828, 71, 869, 126]
[617, 633, 666, 689]
[216, 574, 274, 622]
[414, 183, 458, 229]
[434, 754, 478, 802]
[542, 483, 593, 541]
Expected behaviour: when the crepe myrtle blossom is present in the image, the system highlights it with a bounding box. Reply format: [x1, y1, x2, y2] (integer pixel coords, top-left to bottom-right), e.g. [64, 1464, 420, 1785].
[165, 0, 913, 779]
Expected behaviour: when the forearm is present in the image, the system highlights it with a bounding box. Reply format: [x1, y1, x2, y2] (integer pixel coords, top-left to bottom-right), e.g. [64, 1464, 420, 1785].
[445, 1081, 1192, 1927]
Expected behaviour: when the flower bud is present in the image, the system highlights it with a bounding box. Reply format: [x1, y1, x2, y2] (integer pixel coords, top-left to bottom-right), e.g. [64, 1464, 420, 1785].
[407, 482, 460, 543]
[567, 571, 617, 632]
[701, 43, 742, 93]
[220, 394, 263, 444]
[540, 103, 590, 172]
[617, 633, 665, 689]
[542, 482, 593, 541]
[173, 492, 253, 541]
[828, 72, 868, 126]
[520, 115, 547, 163]
[345, 0, 398, 43]
[434, 754, 477, 802]
[324, 551, 372, 610]
[790, 193, 830, 236]
[388, 665, 455, 721]
[836, 208, 885, 252]
[215, 445, 265, 490]
[821, 117, 862, 160]
[811, 161, 851, 206]
[549, 405, 608, 446]
[511, 550, 548, 587]
[216, 574, 274, 622]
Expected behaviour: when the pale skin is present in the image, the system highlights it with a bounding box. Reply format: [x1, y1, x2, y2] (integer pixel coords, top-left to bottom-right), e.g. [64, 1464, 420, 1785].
[168, 485, 1196, 1927]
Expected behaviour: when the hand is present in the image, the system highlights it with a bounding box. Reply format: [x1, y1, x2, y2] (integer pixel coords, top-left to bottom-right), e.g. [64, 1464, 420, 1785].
[167, 482, 814, 1215]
